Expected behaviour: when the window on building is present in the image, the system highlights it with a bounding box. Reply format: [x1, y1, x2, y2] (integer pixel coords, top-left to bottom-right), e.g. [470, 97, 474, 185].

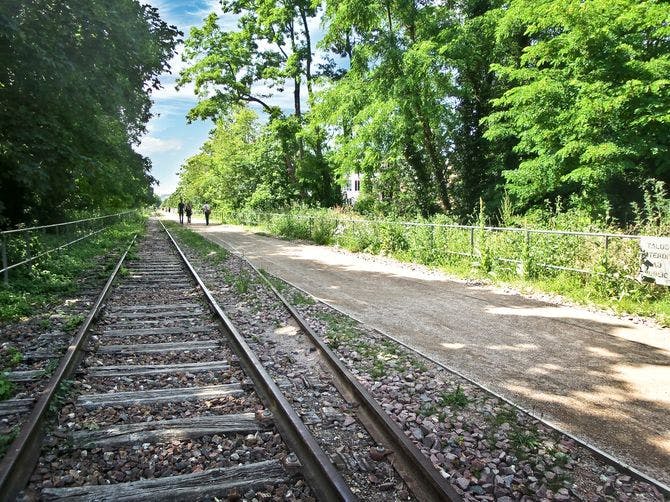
[354, 179, 360, 191]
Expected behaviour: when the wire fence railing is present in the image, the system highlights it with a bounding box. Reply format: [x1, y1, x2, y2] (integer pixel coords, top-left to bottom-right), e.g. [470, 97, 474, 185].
[1, 211, 138, 284]
[220, 210, 651, 282]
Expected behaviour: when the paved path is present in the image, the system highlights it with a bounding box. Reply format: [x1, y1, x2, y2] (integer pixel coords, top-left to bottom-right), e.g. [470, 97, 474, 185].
[166, 214, 670, 484]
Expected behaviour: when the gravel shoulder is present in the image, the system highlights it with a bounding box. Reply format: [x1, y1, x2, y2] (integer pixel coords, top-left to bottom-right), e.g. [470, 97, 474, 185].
[172, 215, 670, 487]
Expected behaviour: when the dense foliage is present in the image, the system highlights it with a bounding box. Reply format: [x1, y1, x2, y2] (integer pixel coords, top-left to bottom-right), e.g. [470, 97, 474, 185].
[486, 0, 670, 221]
[174, 0, 669, 226]
[0, 1, 179, 227]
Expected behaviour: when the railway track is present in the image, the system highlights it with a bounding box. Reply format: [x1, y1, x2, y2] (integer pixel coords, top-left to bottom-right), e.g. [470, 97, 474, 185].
[167, 220, 670, 501]
[0, 219, 461, 501]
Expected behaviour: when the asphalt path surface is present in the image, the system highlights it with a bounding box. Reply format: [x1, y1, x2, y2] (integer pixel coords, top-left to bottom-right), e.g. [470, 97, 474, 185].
[165, 213, 670, 485]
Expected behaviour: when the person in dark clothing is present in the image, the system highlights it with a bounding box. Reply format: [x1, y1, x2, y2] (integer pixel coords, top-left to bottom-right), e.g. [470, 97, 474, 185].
[185, 202, 193, 224]
[202, 203, 211, 225]
[177, 200, 185, 224]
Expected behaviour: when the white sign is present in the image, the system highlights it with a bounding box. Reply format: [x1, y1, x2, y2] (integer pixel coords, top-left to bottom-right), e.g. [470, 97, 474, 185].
[640, 236, 670, 286]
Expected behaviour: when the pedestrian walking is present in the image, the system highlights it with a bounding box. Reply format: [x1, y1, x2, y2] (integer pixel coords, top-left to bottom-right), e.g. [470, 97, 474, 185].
[202, 202, 211, 225]
[177, 200, 185, 224]
[185, 202, 192, 224]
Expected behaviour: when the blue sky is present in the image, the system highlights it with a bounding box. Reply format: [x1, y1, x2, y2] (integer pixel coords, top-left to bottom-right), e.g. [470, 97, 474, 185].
[137, 0, 329, 197]
[136, 1, 227, 197]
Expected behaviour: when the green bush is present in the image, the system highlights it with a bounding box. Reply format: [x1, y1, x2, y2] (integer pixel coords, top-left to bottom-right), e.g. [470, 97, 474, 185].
[268, 213, 311, 240]
[309, 214, 334, 245]
[378, 220, 409, 255]
[336, 219, 381, 253]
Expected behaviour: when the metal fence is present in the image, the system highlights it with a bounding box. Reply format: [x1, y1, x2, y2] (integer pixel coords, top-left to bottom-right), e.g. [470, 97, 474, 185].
[224, 210, 645, 281]
[1, 211, 137, 284]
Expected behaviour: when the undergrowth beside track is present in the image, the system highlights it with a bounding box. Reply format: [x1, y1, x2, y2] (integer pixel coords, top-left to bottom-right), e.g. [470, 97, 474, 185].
[219, 209, 670, 327]
[0, 215, 146, 322]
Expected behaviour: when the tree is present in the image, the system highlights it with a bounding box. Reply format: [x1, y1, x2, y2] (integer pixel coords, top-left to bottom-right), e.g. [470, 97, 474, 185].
[317, 0, 456, 216]
[179, 0, 339, 207]
[440, 0, 522, 221]
[0, 0, 179, 226]
[485, 0, 670, 220]
[173, 106, 293, 211]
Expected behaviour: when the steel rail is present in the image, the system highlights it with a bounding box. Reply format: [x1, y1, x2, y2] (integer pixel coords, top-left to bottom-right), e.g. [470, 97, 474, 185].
[198, 229, 670, 498]
[233, 255, 462, 501]
[255, 266, 670, 499]
[379, 329, 670, 498]
[0, 234, 137, 501]
[159, 220, 356, 502]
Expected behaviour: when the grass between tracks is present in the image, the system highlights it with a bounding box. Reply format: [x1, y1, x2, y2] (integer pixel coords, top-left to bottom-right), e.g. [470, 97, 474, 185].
[163, 220, 230, 264]
[164, 221, 272, 298]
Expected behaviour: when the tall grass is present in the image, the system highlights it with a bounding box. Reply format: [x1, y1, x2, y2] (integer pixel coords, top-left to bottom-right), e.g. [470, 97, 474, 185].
[0, 215, 145, 322]
[220, 185, 670, 325]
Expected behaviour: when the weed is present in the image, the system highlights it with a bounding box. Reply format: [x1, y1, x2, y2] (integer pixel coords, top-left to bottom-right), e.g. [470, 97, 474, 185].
[63, 314, 85, 333]
[82, 419, 100, 431]
[2, 346, 23, 369]
[233, 209, 670, 326]
[49, 379, 74, 414]
[292, 292, 315, 305]
[38, 317, 53, 330]
[412, 358, 428, 373]
[261, 272, 287, 293]
[439, 384, 468, 409]
[370, 360, 386, 379]
[419, 403, 438, 416]
[510, 428, 540, 451]
[0, 375, 15, 401]
[162, 221, 229, 263]
[0, 427, 18, 457]
[0, 217, 145, 322]
[326, 333, 343, 349]
[234, 272, 253, 294]
[43, 358, 59, 376]
[493, 408, 517, 426]
[547, 472, 571, 492]
[554, 451, 570, 467]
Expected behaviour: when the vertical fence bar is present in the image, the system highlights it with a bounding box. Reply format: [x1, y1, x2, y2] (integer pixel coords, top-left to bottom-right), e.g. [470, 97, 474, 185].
[604, 235, 610, 276]
[469, 227, 475, 257]
[2, 234, 8, 285]
[523, 230, 530, 277]
[24, 231, 32, 273]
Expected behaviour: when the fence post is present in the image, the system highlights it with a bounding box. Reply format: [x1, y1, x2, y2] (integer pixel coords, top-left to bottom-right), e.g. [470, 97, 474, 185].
[523, 230, 530, 277]
[25, 231, 32, 273]
[2, 234, 7, 285]
[469, 227, 475, 257]
[604, 235, 609, 276]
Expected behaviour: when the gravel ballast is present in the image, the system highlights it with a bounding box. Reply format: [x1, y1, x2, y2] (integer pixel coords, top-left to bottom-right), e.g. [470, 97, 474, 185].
[171, 219, 667, 501]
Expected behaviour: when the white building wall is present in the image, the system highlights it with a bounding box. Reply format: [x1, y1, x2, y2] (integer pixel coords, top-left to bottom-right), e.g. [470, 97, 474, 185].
[344, 172, 362, 204]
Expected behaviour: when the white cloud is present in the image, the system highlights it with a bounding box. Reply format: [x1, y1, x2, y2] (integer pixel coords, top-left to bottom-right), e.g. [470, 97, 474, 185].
[153, 81, 198, 101]
[187, 0, 224, 19]
[135, 136, 184, 155]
